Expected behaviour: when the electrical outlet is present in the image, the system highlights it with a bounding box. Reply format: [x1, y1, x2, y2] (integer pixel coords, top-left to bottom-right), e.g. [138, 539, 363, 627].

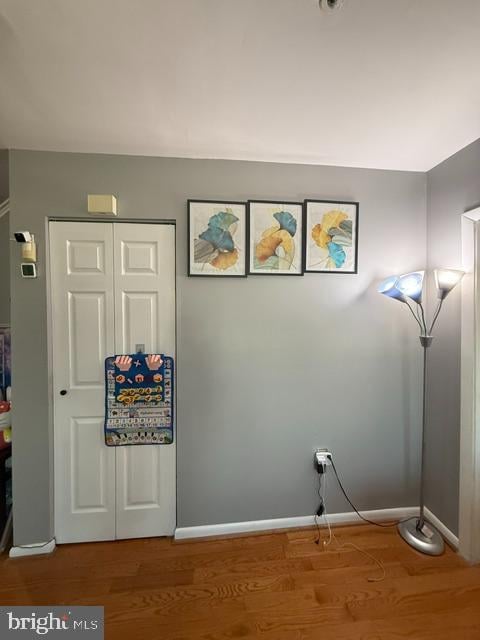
[314, 448, 332, 467]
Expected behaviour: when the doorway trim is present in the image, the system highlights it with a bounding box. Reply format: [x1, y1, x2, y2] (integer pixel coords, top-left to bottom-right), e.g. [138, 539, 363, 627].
[459, 207, 480, 563]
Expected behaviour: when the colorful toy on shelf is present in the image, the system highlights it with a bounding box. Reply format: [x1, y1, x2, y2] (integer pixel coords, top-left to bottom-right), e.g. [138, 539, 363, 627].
[0, 401, 11, 449]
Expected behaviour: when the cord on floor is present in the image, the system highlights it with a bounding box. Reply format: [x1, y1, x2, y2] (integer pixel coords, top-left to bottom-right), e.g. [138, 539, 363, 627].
[314, 464, 386, 582]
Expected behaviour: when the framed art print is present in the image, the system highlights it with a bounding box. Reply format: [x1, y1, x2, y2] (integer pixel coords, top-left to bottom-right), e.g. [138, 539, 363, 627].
[188, 200, 247, 277]
[248, 200, 304, 275]
[304, 200, 359, 273]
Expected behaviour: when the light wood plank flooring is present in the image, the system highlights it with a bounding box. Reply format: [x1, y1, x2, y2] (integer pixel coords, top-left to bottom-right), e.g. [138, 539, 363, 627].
[1, 524, 480, 639]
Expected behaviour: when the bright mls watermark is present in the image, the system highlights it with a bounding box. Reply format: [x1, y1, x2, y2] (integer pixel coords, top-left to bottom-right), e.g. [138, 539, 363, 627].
[0, 607, 103, 638]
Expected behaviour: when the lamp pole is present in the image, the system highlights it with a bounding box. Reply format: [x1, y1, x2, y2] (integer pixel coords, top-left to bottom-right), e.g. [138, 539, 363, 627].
[378, 269, 463, 555]
[397, 297, 444, 555]
[418, 333, 432, 531]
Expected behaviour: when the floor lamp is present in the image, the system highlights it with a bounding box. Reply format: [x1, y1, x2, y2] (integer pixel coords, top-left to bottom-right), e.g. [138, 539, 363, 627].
[378, 268, 464, 555]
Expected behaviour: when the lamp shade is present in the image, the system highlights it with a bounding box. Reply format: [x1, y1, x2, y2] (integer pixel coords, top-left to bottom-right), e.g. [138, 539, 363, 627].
[377, 275, 406, 302]
[396, 271, 425, 303]
[434, 269, 464, 299]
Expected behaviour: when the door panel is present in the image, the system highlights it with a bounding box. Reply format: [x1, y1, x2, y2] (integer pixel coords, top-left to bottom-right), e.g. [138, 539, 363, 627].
[121, 241, 158, 274]
[113, 223, 176, 539]
[70, 417, 109, 513]
[120, 291, 158, 353]
[51, 222, 116, 543]
[68, 292, 107, 387]
[67, 239, 106, 274]
[123, 447, 159, 508]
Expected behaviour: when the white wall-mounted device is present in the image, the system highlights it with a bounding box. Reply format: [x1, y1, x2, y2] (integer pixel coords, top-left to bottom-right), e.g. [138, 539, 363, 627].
[20, 263, 37, 278]
[87, 194, 117, 216]
[14, 231, 37, 262]
[14, 231, 33, 243]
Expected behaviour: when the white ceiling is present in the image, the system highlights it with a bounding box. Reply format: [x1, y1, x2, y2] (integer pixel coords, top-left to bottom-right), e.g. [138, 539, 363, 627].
[1, 0, 480, 171]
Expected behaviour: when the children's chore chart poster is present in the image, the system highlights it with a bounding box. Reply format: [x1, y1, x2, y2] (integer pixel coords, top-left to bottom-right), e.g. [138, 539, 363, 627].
[104, 353, 174, 446]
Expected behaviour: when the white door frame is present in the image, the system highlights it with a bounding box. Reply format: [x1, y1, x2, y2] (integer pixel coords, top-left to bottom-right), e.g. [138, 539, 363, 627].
[459, 207, 480, 563]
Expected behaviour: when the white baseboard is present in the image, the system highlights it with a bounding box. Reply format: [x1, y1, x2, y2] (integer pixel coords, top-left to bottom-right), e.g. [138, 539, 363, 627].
[424, 507, 459, 550]
[9, 539, 56, 558]
[174, 506, 418, 541]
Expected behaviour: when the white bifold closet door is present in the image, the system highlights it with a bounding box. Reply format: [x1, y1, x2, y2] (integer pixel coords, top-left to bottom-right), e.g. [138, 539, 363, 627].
[50, 221, 176, 544]
[113, 223, 176, 540]
[51, 222, 116, 543]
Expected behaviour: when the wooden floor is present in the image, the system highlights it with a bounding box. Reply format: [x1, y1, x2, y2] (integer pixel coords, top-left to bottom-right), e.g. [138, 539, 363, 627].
[1, 524, 480, 639]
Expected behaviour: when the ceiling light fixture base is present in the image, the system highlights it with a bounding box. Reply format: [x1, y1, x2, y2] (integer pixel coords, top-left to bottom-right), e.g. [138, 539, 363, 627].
[319, 0, 344, 12]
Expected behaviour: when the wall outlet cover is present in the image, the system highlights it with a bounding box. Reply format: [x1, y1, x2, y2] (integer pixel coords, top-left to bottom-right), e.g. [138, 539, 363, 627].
[314, 449, 332, 465]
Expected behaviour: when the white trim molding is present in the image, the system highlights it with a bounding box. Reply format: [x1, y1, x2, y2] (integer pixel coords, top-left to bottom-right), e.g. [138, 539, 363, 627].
[459, 209, 480, 563]
[9, 539, 56, 558]
[175, 507, 418, 541]
[424, 507, 459, 550]
[463, 206, 480, 223]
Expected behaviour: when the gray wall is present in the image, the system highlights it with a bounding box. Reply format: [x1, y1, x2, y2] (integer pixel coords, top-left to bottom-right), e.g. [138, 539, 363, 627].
[10, 150, 426, 545]
[0, 149, 9, 202]
[0, 149, 9, 325]
[425, 138, 480, 535]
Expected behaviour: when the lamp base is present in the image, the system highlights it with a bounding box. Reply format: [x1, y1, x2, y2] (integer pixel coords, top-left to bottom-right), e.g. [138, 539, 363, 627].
[397, 518, 444, 556]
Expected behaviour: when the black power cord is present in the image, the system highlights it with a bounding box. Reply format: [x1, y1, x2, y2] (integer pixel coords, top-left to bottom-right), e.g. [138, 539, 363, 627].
[330, 458, 411, 528]
[314, 466, 325, 544]
[312, 457, 391, 582]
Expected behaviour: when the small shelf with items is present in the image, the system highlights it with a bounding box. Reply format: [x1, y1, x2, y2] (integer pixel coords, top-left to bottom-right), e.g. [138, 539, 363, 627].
[0, 324, 11, 551]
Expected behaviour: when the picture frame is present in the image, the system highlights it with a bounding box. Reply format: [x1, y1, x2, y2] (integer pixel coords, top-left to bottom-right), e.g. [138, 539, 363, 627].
[247, 200, 304, 276]
[303, 199, 359, 274]
[188, 200, 248, 277]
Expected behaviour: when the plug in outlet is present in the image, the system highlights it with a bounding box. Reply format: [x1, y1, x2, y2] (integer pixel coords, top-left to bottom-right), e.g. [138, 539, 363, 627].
[314, 448, 332, 473]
